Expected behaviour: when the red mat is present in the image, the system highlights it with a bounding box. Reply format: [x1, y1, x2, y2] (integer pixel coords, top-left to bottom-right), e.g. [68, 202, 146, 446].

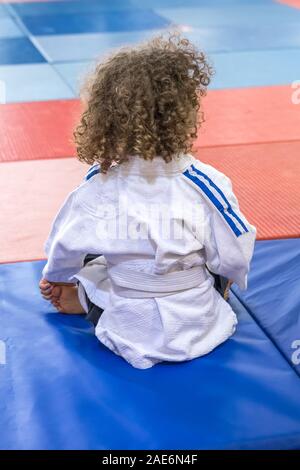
[276, 0, 300, 8]
[0, 85, 299, 262]
[196, 141, 300, 240]
[0, 157, 86, 264]
[0, 100, 80, 163]
[0, 140, 299, 264]
[1, 86, 300, 162]
[198, 85, 300, 148]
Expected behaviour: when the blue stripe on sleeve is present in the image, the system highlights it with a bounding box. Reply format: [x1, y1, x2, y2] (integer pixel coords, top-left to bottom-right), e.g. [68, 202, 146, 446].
[191, 165, 249, 233]
[183, 169, 243, 237]
[86, 164, 100, 181]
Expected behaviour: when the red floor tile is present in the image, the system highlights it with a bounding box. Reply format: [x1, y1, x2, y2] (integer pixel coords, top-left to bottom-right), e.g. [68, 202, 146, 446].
[197, 85, 300, 148]
[1, 86, 299, 163]
[0, 99, 80, 162]
[0, 140, 299, 263]
[196, 140, 300, 240]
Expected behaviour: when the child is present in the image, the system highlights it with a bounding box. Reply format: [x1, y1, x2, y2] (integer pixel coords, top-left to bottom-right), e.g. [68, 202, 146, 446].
[40, 34, 256, 370]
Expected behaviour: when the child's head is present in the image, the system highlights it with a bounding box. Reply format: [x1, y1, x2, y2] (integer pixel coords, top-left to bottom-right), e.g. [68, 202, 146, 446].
[75, 33, 213, 172]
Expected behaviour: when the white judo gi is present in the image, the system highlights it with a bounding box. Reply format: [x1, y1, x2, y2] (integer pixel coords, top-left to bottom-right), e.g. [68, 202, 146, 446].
[43, 154, 256, 369]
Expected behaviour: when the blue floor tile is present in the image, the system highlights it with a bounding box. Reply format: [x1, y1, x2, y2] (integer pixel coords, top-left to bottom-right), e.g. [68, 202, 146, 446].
[11, 0, 273, 18]
[0, 5, 9, 18]
[0, 17, 24, 39]
[35, 29, 164, 62]
[35, 22, 300, 63]
[242, 22, 300, 51]
[132, 0, 274, 7]
[54, 61, 92, 94]
[11, 0, 135, 16]
[0, 63, 75, 102]
[182, 26, 251, 53]
[19, 10, 170, 36]
[210, 48, 300, 89]
[182, 22, 300, 52]
[0, 37, 46, 65]
[157, 4, 300, 28]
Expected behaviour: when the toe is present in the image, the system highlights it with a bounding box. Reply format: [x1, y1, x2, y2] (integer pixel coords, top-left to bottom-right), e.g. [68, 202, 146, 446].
[51, 285, 62, 299]
[41, 286, 53, 295]
[42, 293, 53, 300]
[39, 279, 51, 289]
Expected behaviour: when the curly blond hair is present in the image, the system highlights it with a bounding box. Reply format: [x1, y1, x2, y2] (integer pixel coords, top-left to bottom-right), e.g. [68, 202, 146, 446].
[74, 33, 213, 173]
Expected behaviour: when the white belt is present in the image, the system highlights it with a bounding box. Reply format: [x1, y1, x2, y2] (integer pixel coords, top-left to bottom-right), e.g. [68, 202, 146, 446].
[107, 264, 208, 298]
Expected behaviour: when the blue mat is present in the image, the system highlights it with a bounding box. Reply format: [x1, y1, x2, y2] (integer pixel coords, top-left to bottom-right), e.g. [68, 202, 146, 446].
[0, 17, 23, 39]
[210, 49, 300, 89]
[0, 63, 75, 102]
[1, 240, 300, 450]
[18, 10, 170, 36]
[233, 238, 300, 377]
[0, 37, 45, 65]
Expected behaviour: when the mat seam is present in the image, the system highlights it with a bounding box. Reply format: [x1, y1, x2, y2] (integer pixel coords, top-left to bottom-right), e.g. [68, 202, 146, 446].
[232, 290, 300, 379]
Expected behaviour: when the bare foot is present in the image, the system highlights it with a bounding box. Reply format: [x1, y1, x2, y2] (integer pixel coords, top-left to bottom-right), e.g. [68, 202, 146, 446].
[51, 285, 85, 314]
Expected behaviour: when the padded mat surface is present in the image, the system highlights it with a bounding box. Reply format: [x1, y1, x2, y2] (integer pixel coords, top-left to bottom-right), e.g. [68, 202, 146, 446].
[0, 256, 300, 450]
[233, 238, 300, 377]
